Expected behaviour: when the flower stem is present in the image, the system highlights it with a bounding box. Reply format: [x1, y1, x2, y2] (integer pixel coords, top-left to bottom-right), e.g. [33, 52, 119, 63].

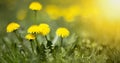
[30, 41, 34, 53]
[61, 37, 63, 47]
[14, 31, 30, 56]
[14, 31, 23, 42]
[45, 35, 49, 41]
[35, 36, 39, 46]
[34, 10, 37, 23]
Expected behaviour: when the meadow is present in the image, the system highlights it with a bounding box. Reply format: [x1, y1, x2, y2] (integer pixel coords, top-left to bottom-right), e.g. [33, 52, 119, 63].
[0, 0, 120, 63]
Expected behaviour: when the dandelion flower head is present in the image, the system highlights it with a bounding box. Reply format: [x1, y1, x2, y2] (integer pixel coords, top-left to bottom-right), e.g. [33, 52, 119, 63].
[39, 23, 50, 36]
[27, 25, 40, 34]
[7, 22, 20, 32]
[56, 27, 70, 38]
[62, 5, 81, 22]
[25, 34, 35, 40]
[45, 5, 61, 20]
[29, 1, 42, 11]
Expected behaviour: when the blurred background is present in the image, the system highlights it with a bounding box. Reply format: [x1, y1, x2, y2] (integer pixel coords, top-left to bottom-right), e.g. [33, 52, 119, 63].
[1, 0, 120, 48]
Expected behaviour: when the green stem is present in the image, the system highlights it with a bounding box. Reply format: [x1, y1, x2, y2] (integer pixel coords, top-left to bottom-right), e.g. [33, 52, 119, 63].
[45, 35, 49, 41]
[14, 31, 25, 48]
[35, 37, 39, 46]
[34, 10, 37, 23]
[30, 41, 34, 53]
[61, 37, 63, 47]
[14, 31, 31, 57]
[14, 31, 23, 42]
[45, 35, 52, 50]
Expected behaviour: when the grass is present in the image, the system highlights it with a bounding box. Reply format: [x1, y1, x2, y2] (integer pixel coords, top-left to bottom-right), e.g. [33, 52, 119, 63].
[1, 30, 120, 63]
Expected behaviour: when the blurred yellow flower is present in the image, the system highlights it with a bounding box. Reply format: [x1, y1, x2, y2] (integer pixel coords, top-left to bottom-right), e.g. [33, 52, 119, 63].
[45, 5, 61, 20]
[16, 9, 27, 20]
[7, 22, 20, 32]
[67, 5, 81, 16]
[27, 25, 40, 34]
[62, 5, 81, 22]
[29, 1, 42, 11]
[45, 5, 81, 21]
[39, 23, 50, 36]
[56, 27, 70, 38]
[25, 34, 35, 40]
[63, 15, 75, 22]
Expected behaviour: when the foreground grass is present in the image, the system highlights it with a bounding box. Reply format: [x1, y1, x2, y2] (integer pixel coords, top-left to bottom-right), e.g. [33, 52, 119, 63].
[1, 32, 120, 63]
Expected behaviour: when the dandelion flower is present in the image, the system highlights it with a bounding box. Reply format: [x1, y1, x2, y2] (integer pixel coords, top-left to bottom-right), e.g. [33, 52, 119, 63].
[45, 5, 61, 20]
[62, 5, 80, 22]
[16, 9, 27, 20]
[29, 2, 42, 11]
[6, 22, 20, 32]
[39, 23, 50, 36]
[56, 27, 70, 38]
[25, 34, 35, 40]
[63, 15, 75, 22]
[27, 25, 40, 34]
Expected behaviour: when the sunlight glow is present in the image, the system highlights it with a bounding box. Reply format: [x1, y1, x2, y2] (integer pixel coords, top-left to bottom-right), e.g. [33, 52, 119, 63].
[97, 0, 120, 20]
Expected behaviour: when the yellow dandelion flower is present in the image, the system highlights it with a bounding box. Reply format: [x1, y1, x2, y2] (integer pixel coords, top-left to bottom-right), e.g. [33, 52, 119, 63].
[62, 5, 81, 22]
[45, 5, 61, 20]
[39, 23, 49, 28]
[27, 25, 40, 34]
[25, 34, 35, 40]
[39, 23, 50, 36]
[6, 22, 20, 32]
[29, 1, 42, 11]
[56, 27, 70, 38]
[63, 15, 75, 22]
[16, 9, 27, 20]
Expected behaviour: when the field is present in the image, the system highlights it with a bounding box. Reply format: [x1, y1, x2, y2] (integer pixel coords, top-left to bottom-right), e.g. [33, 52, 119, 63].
[0, 0, 120, 63]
